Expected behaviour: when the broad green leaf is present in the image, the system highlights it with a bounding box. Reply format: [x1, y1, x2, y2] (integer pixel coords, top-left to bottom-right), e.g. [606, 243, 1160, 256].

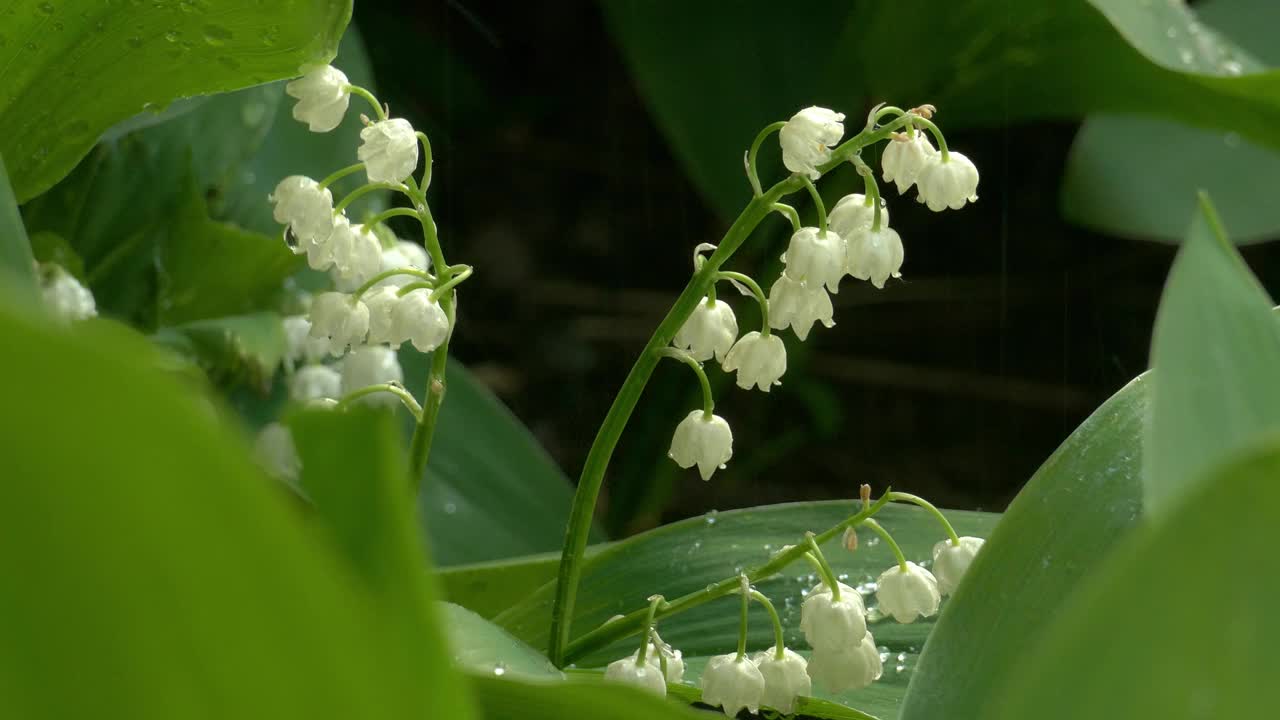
[988, 441, 1280, 720]
[494, 501, 998, 718]
[400, 351, 604, 566]
[899, 375, 1146, 720]
[1146, 196, 1280, 516]
[470, 674, 707, 720]
[28, 230, 84, 281]
[0, 303, 464, 718]
[1062, 0, 1280, 243]
[0, 0, 351, 202]
[440, 602, 564, 680]
[0, 154, 37, 303]
[154, 312, 288, 388]
[441, 546, 612, 619]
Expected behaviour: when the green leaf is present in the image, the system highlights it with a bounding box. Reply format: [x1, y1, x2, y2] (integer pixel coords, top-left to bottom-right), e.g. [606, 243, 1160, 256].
[899, 375, 1147, 720]
[988, 440, 1280, 720]
[0, 154, 37, 303]
[494, 501, 998, 718]
[440, 602, 564, 680]
[1062, 0, 1280, 243]
[1146, 196, 1280, 516]
[0, 0, 352, 202]
[470, 674, 707, 720]
[0, 299, 467, 718]
[28, 230, 84, 281]
[154, 312, 288, 388]
[441, 546, 615, 619]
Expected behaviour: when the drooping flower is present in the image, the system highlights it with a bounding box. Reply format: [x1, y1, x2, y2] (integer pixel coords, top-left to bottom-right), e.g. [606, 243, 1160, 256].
[668, 410, 734, 481]
[285, 65, 351, 133]
[753, 647, 811, 714]
[390, 288, 449, 352]
[847, 226, 904, 289]
[931, 536, 986, 596]
[701, 654, 765, 718]
[359, 118, 419, 183]
[881, 131, 937, 194]
[289, 364, 342, 403]
[282, 315, 329, 369]
[40, 265, 96, 322]
[768, 273, 834, 341]
[722, 331, 787, 392]
[876, 561, 941, 623]
[673, 297, 738, 363]
[779, 106, 845, 180]
[363, 286, 403, 345]
[270, 175, 335, 245]
[604, 654, 666, 697]
[308, 292, 370, 356]
[799, 581, 867, 651]
[916, 151, 980, 211]
[254, 422, 300, 481]
[379, 240, 431, 278]
[806, 632, 882, 693]
[829, 193, 888, 253]
[339, 346, 404, 405]
[644, 636, 686, 684]
[782, 226, 846, 294]
[328, 221, 383, 287]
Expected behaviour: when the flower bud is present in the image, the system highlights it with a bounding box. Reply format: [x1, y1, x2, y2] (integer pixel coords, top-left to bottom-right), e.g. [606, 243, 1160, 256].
[847, 226, 904, 290]
[701, 653, 765, 718]
[876, 561, 941, 623]
[604, 655, 666, 697]
[359, 118, 419, 183]
[40, 265, 96, 322]
[782, 226, 846, 294]
[881, 131, 937, 194]
[340, 346, 404, 405]
[673, 297, 738, 363]
[390, 288, 449, 353]
[285, 65, 351, 133]
[932, 536, 985, 596]
[668, 410, 734, 481]
[289, 364, 341, 403]
[799, 582, 866, 652]
[779, 106, 845, 180]
[752, 647, 811, 714]
[916, 151, 980, 211]
[806, 632, 881, 693]
[308, 292, 370, 357]
[722, 331, 787, 392]
[768, 273, 834, 342]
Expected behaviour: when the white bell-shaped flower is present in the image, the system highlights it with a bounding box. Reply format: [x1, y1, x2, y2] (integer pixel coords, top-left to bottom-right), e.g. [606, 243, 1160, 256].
[876, 561, 941, 623]
[932, 536, 986, 596]
[799, 581, 867, 651]
[362, 286, 403, 345]
[254, 422, 300, 481]
[283, 315, 330, 369]
[271, 175, 335, 245]
[329, 221, 383, 287]
[806, 632, 882, 693]
[359, 118, 419, 183]
[847, 226, 904, 290]
[673, 297, 738, 363]
[881, 131, 937, 194]
[722, 331, 787, 392]
[285, 65, 351, 133]
[668, 410, 733, 481]
[916, 151, 980, 211]
[40, 266, 96, 322]
[768, 273, 834, 342]
[377, 240, 431, 284]
[604, 655, 666, 696]
[308, 292, 370, 356]
[828, 193, 888, 245]
[779, 106, 845, 180]
[643, 641, 686, 684]
[783, 227, 846, 294]
[289, 364, 342, 403]
[391, 288, 449, 353]
[753, 647, 811, 714]
[339, 346, 404, 405]
[701, 654, 765, 718]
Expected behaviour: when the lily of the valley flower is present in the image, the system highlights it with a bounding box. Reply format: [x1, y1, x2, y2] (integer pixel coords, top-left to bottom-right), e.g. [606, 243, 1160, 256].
[271, 175, 335, 245]
[283, 315, 329, 369]
[40, 265, 96, 322]
[701, 654, 765, 718]
[828, 193, 888, 243]
[359, 118, 419, 183]
[876, 561, 941, 623]
[254, 422, 300, 481]
[881, 131, 937, 194]
[768, 273, 834, 342]
[668, 410, 734, 481]
[916, 151, 980, 211]
[673, 297, 738, 363]
[799, 581, 867, 651]
[285, 65, 352, 133]
[847, 226, 904, 289]
[806, 632, 882, 693]
[722, 331, 787, 392]
[644, 637, 686, 684]
[932, 536, 986, 595]
[339, 346, 404, 405]
[390, 288, 450, 352]
[604, 654, 666, 697]
[779, 106, 845, 180]
[783, 226, 846, 294]
[289, 364, 342, 403]
[309, 292, 370, 356]
[753, 647, 811, 714]
[363, 286, 403, 346]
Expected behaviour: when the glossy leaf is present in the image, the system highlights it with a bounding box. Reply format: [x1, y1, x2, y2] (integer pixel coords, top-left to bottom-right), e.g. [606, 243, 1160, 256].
[470, 674, 707, 720]
[0, 301, 465, 718]
[988, 442, 1280, 720]
[899, 375, 1146, 720]
[440, 602, 564, 680]
[0, 154, 37, 303]
[1146, 196, 1280, 516]
[494, 501, 997, 718]
[0, 0, 351, 202]
[441, 550, 571, 619]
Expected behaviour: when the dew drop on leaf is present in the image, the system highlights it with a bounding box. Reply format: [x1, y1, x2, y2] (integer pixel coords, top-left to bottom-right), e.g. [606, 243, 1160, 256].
[202, 24, 232, 46]
[37, 2, 55, 15]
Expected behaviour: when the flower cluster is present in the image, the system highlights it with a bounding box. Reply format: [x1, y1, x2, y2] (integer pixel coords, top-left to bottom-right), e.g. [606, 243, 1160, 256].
[664, 104, 979, 481]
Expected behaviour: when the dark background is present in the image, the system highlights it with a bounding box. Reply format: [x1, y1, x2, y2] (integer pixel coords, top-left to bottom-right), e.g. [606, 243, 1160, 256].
[353, 0, 1279, 536]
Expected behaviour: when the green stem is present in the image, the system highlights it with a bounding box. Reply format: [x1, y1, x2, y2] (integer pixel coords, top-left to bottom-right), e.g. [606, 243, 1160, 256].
[350, 268, 436, 300]
[801, 176, 827, 236]
[910, 116, 950, 158]
[656, 348, 714, 417]
[396, 281, 436, 296]
[365, 207, 421, 227]
[635, 596, 664, 666]
[428, 266, 473, 303]
[748, 588, 786, 660]
[548, 116, 916, 667]
[318, 163, 364, 190]
[334, 383, 423, 420]
[805, 533, 841, 601]
[863, 169, 883, 233]
[889, 491, 961, 545]
[864, 519, 909, 571]
[772, 203, 801, 232]
[736, 576, 750, 660]
[347, 84, 386, 121]
[746, 121, 787, 197]
[416, 131, 434, 190]
[334, 182, 410, 214]
[715, 270, 770, 335]
[561, 491, 892, 664]
[871, 105, 906, 127]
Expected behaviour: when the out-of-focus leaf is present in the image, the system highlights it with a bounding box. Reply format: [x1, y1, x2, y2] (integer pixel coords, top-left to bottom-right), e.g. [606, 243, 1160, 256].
[988, 441, 1280, 720]
[470, 674, 707, 720]
[441, 547, 614, 619]
[0, 154, 37, 303]
[0, 0, 351, 202]
[154, 312, 287, 387]
[440, 602, 563, 680]
[1145, 196, 1280, 516]
[28, 231, 84, 281]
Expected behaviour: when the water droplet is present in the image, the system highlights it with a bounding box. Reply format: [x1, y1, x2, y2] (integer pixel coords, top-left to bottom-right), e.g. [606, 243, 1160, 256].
[37, 2, 55, 14]
[52, 21, 63, 30]
[492, 663, 506, 677]
[895, 663, 907, 673]
[1179, 48, 1194, 65]
[1166, 27, 1178, 40]
[1222, 60, 1243, 76]
[703, 510, 718, 526]
[202, 23, 232, 46]
[442, 502, 456, 515]
[259, 24, 280, 45]
[25, 40, 38, 51]
[126, 36, 143, 48]
[866, 536, 881, 547]
[164, 30, 180, 42]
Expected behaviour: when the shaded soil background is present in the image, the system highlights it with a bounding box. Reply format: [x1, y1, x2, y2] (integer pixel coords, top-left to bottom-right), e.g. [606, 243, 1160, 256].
[354, 0, 1280, 537]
